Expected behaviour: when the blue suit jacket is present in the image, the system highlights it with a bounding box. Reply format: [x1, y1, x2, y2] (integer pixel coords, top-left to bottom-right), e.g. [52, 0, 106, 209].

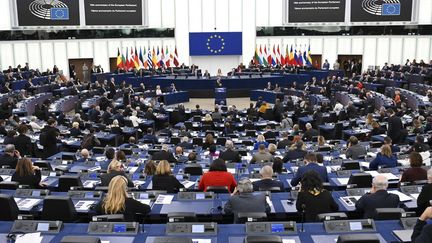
[291, 163, 328, 187]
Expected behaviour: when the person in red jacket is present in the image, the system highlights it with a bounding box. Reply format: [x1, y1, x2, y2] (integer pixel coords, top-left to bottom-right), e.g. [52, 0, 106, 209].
[198, 158, 237, 192]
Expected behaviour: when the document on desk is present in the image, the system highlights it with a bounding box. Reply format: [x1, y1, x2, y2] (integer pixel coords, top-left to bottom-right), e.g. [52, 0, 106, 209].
[126, 166, 138, 174]
[282, 240, 296, 243]
[192, 239, 211, 243]
[410, 193, 420, 200]
[359, 162, 370, 168]
[154, 195, 174, 204]
[14, 198, 42, 211]
[339, 196, 361, 207]
[0, 175, 11, 181]
[83, 180, 100, 189]
[339, 154, 347, 159]
[389, 191, 412, 202]
[181, 180, 196, 189]
[88, 166, 101, 172]
[15, 232, 42, 243]
[227, 168, 236, 174]
[137, 199, 152, 206]
[74, 200, 96, 211]
[336, 178, 350, 185]
[364, 171, 398, 180]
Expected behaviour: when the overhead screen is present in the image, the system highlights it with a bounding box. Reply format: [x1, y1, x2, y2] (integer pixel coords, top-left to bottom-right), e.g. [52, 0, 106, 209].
[84, 0, 143, 25]
[351, 0, 413, 22]
[14, 0, 146, 27]
[288, 0, 346, 23]
[16, 0, 80, 26]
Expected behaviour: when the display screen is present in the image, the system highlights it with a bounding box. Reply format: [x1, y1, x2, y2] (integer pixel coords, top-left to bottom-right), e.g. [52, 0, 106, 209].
[195, 193, 205, 200]
[32, 191, 41, 197]
[191, 225, 205, 233]
[140, 193, 149, 199]
[36, 223, 50, 232]
[288, 0, 346, 23]
[176, 175, 184, 180]
[85, 192, 94, 199]
[84, 0, 143, 25]
[349, 222, 363, 231]
[16, 0, 80, 26]
[271, 223, 285, 233]
[351, 0, 413, 22]
[113, 224, 127, 233]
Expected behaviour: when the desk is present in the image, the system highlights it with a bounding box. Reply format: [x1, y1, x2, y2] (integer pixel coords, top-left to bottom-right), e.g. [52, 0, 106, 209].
[159, 91, 190, 106]
[250, 90, 284, 103]
[13, 93, 53, 116]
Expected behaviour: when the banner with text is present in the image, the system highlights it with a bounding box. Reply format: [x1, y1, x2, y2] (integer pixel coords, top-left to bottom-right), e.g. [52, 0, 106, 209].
[288, 0, 346, 23]
[85, 0, 143, 25]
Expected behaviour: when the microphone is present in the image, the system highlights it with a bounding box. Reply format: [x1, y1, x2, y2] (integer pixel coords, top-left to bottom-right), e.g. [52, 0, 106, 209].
[300, 204, 306, 232]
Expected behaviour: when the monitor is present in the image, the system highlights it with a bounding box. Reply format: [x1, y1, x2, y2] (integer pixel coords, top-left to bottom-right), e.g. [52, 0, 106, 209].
[195, 193, 205, 200]
[113, 224, 127, 233]
[191, 225, 205, 233]
[32, 191, 41, 197]
[349, 222, 363, 231]
[37, 223, 50, 232]
[271, 224, 284, 233]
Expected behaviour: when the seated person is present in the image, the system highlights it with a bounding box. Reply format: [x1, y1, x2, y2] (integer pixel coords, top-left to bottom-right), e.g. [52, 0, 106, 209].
[383, 136, 400, 153]
[152, 160, 184, 193]
[400, 152, 427, 183]
[100, 147, 115, 170]
[263, 125, 276, 140]
[76, 149, 90, 163]
[291, 153, 328, 187]
[409, 135, 431, 153]
[69, 122, 82, 137]
[100, 160, 134, 187]
[411, 119, 424, 134]
[151, 144, 177, 163]
[177, 136, 193, 149]
[253, 135, 269, 150]
[252, 166, 284, 191]
[95, 176, 151, 221]
[219, 140, 241, 162]
[13, 124, 33, 157]
[144, 160, 156, 176]
[223, 178, 270, 222]
[369, 145, 397, 170]
[302, 123, 319, 142]
[345, 136, 367, 159]
[272, 157, 284, 174]
[282, 140, 307, 162]
[198, 158, 237, 192]
[11, 158, 42, 189]
[202, 134, 216, 150]
[355, 175, 400, 219]
[0, 144, 21, 169]
[268, 143, 277, 155]
[277, 132, 292, 149]
[250, 144, 274, 163]
[369, 121, 385, 136]
[411, 207, 432, 243]
[296, 170, 339, 222]
[174, 146, 188, 163]
[417, 168, 432, 214]
[142, 128, 157, 143]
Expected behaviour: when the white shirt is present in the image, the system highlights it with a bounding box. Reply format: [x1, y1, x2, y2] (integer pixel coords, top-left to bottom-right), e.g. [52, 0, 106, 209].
[29, 121, 43, 132]
[130, 116, 140, 127]
[155, 89, 163, 95]
[333, 103, 344, 115]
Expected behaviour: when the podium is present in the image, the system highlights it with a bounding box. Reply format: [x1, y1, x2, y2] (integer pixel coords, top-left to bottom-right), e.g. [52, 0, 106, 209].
[215, 88, 226, 105]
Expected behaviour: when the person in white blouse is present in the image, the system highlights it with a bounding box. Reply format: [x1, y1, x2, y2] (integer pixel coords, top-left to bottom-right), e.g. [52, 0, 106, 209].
[333, 102, 344, 116]
[155, 85, 163, 95]
[129, 111, 140, 127]
[29, 116, 43, 132]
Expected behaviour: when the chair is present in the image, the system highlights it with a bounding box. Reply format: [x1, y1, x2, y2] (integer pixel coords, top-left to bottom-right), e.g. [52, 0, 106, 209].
[347, 173, 372, 188]
[0, 181, 19, 190]
[342, 161, 360, 170]
[41, 196, 77, 222]
[374, 208, 405, 220]
[336, 234, 379, 243]
[333, 122, 343, 139]
[167, 212, 197, 222]
[244, 236, 282, 243]
[0, 194, 19, 221]
[245, 130, 256, 137]
[184, 165, 203, 176]
[58, 175, 83, 192]
[216, 137, 227, 146]
[92, 214, 124, 222]
[206, 186, 229, 193]
[170, 137, 181, 145]
[33, 161, 53, 171]
[192, 138, 203, 146]
[61, 236, 101, 243]
[258, 187, 281, 192]
[317, 212, 348, 221]
[236, 212, 267, 223]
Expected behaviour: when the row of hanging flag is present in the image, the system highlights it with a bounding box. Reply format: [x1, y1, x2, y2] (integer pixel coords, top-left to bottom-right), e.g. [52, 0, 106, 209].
[253, 44, 313, 67]
[116, 46, 180, 70]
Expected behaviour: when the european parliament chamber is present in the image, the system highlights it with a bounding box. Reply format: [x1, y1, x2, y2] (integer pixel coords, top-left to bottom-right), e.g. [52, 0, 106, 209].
[1, 0, 432, 243]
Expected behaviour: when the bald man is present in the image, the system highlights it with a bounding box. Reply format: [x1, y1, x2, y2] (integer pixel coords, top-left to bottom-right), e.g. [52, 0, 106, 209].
[252, 166, 284, 191]
[355, 175, 400, 219]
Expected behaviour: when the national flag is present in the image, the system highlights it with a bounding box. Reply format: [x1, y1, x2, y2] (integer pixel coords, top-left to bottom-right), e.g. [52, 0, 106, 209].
[259, 45, 264, 65]
[271, 45, 277, 66]
[253, 45, 260, 65]
[280, 45, 285, 66]
[276, 45, 281, 65]
[307, 45, 313, 66]
[133, 47, 140, 69]
[293, 46, 298, 66]
[164, 46, 170, 68]
[284, 45, 289, 66]
[116, 48, 123, 68]
[121, 49, 126, 69]
[138, 47, 144, 68]
[289, 45, 294, 65]
[152, 47, 158, 68]
[147, 48, 153, 69]
[125, 47, 130, 70]
[173, 46, 179, 67]
[297, 50, 304, 66]
[159, 46, 165, 68]
[262, 45, 268, 67]
[129, 47, 135, 70]
[267, 46, 272, 67]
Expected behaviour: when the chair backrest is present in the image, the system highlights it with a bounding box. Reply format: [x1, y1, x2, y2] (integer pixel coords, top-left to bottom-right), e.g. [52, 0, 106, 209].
[167, 212, 197, 222]
[0, 194, 19, 221]
[336, 234, 379, 243]
[342, 161, 360, 170]
[92, 214, 124, 222]
[192, 138, 203, 146]
[170, 137, 181, 145]
[184, 165, 203, 176]
[0, 181, 20, 190]
[258, 187, 281, 192]
[347, 173, 372, 188]
[41, 196, 77, 222]
[205, 186, 229, 193]
[244, 236, 282, 243]
[216, 137, 227, 146]
[334, 123, 344, 139]
[58, 175, 83, 192]
[317, 212, 348, 221]
[33, 161, 53, 171]
[374, 208, 405, 220]
[236, 212, 267, 224]
[61, 236, 101, 243]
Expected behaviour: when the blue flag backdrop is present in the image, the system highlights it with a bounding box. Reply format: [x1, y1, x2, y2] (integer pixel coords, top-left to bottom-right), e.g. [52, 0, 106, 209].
[189, 32, 242, 56]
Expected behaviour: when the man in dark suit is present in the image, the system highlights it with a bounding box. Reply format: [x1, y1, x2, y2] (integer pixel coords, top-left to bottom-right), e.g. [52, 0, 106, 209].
[13, 124, 33, 157]
[302, 123, 319, 142]
[224, 178, 271, 223]
[252, 166, 284, 191]
[273, 99, 284, 122]
[387, 108, 403, 144]
[0, 119, 8, 136]
[412, 206, 432, 242]
[219, 140, 241, 162]
[291, 153, 328, 187]
[151, 144, 177, 163]
[355, 175, 400, 219]
[177, 136, 194, 149]
[142, 128, 157, 144]
[277, 132, 292, 149]
[0, 144, 21, 169]
[88, 106, 101, 123]
[263, 125, 276, 140]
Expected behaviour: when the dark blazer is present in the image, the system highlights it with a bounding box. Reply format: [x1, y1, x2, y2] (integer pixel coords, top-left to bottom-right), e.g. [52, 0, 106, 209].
[302, 128, 319, 141]
[277, 139, 292, 149]
[152, 150, 177, 163]
[252, 178, 284, 191]
[95, 197, 151, 222]
[296, 190, 339, 222]
[412, 219, 432, 243]
[282, 149, 307, 162]
[177, 142, 194, 149]
[400, 167, 427, 183]
[291, 163, 328, 187]
[0, 154, 18, 169]
[263, 131, 276, 140]
[69, 128, 82, 137]
[355, 190, 400, 219]
[224, 192, 271, 221]
[387, 115, 403, 143]
[13, 134, 33, 156]
[100, 171, 134, 187]
[151, 174, 184, 193]
[417, 184, 432, 214]
[11, 169, 41, 188]
[219, 149, 241, 162]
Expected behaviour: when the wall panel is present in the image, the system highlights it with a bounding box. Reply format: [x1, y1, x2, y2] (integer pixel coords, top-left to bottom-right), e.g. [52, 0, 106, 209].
[376, 38, 390, 67]
[53, 42, 68, 74]
[416, 38, 431, 61]
[255, 0, 269, 27]
[337, 38, 351, 54]
[40, 42, 54, 71]
[363, 38, 377, 69]
[161, 0, 175, 28]
[0, 43, 14, 70]
[215, 0, 229, 31]
[93, 41, 109, 72]
[269, 0, 283, 26]
[27, 43, 41, 70]
[79, 42, 93, 58]
[351, 38, 364, 55]
[402, 38, 417, 63]
[202, 0, 216, 32]
[389, 38, 403, 64]
[188, 0, 202, 32]
[148, 0, 162, 27]
[13, 43, 27, 67]
[322, 38, 337, 66]
[228, 0, 242, 31]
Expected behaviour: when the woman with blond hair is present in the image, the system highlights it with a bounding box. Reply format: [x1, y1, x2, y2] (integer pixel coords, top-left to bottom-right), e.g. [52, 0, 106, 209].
[369, 145, 397, 170]
[100, 160, 134, 187]
[253, 134, 269, 150]
[95, 176, 150, 221]
[152, 160, 184, 193]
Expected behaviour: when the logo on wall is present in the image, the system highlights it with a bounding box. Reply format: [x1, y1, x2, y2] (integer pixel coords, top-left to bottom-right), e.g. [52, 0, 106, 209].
[362, 0, 401, 16]
[29, 0, 70, 20]
[206, 35, 226, 54]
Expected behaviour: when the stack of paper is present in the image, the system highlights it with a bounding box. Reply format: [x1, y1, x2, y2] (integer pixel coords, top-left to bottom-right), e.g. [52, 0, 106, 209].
[388, 191, 413, 202]
[14, 198, 42, 211]
[16, 232, 43, 243]
[339, 196, 361, 207]
[154, 195, 174, 204]
[336, 178, 350, 185]
[83, 180, 100, 189]
[181, 180, 196, 189]
[74, 200, 96, 211]
[137, 199, 152, 206]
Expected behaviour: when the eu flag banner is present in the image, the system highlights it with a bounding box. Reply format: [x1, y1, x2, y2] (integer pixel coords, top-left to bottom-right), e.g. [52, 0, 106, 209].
[189, 32, 242, 56]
